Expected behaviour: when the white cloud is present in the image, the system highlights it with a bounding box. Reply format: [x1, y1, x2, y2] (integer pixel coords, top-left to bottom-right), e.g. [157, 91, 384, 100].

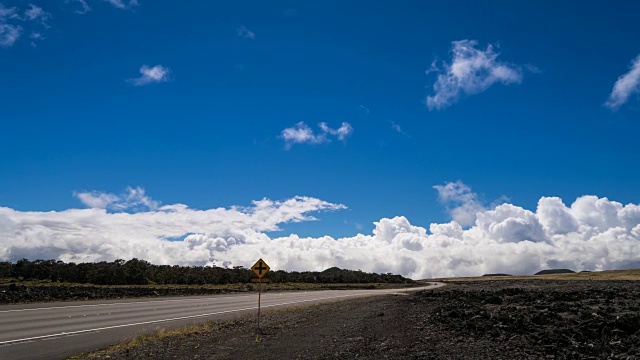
[74, 186, 159, 211]
[0, 4, 18, 20]
[605, 54, 640, 110]
[123, 186, 159, 210]
[24, 4, 51, 27]
[433, 181, 487, 227]
[29, 31, 43, 46]
[74, 191, 120, 209]
[237, 25, 255, 40]
[0, 23, 20, 47]
[281, 122, 353, 149]
[281, 122, 327, 147]
[129, 65, 171, 86]
[426, 40, 523, 110]
[389, 120, 409, 137]
[0, 2, 63, 48]
[0, 4, 20, 47]
[318, 122, 353, 141]
[1, 186, 640, 278]
[104, 0, 138, 9]
[1, 0, 137, 47]
[68, 0, 91, 14]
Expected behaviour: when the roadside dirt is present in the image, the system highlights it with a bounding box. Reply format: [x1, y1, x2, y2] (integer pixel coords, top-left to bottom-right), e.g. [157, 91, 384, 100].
[79, 280, 640, 359]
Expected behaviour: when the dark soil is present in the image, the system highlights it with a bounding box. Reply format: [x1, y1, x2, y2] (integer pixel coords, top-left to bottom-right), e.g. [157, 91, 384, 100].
[80, 280, 640, 359]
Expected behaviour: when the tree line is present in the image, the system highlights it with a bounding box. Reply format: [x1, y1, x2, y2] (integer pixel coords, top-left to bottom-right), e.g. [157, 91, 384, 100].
[0, 259, 412, 285]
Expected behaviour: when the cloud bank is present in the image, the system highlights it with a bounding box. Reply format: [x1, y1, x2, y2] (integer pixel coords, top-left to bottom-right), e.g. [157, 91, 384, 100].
[605, 54, 640, 110]
[426, 40, 523, 110]
[1, 184, 639, 279]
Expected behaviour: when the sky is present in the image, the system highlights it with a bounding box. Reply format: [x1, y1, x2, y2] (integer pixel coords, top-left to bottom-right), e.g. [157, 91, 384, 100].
[1, 1, 640, 278]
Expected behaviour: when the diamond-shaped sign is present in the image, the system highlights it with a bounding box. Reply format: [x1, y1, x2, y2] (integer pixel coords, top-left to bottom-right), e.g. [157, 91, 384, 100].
[251, 258, 270, 278]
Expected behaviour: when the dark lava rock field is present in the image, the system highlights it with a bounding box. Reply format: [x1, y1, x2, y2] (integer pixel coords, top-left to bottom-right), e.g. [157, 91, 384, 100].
[419, 280, 640, 359]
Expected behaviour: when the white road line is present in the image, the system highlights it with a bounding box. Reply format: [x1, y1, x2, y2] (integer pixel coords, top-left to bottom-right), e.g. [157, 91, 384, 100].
[0, 293, 367, 346]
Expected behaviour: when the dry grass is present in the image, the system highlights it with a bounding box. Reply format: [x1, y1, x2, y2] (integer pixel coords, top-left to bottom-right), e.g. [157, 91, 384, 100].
[73, 299, 354, 359]
[70, 322, 216, 358]
[430, 268, 640, 282]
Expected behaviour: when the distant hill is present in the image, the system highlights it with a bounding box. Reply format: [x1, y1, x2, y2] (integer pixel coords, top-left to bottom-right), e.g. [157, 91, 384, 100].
[482, 273, 512, 277]
[535, 269, 576, 275]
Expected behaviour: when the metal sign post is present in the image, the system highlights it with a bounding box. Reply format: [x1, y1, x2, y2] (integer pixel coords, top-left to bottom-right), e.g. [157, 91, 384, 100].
[257, 281, 262, 332]
[251, 258, 270, 341]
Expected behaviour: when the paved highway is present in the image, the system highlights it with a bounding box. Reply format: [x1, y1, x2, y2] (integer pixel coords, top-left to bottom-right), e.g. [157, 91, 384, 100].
[0, 283, 444, 360]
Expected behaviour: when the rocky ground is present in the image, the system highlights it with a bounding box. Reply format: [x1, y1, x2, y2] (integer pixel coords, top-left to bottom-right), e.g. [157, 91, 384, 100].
[78, 280, 640, 359]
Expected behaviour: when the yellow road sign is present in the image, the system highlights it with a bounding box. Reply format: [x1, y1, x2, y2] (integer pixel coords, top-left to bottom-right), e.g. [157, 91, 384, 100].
[251, 258, 270, 278]
[251, 278, 270, 283]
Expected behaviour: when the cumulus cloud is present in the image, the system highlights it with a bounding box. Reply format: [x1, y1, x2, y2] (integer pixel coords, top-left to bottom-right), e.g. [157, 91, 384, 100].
[426, 40, 523, 110]
[2, 185, 640, 279]
[74, 191, 119, 209]
[1, 187, 639, 279]
[281, 122, 353, 149]
[0, 190, 347, 266]
[281, 122, 326, 146]
[129, 65, 171, 86]
[434, 181, 488, 227]
[605, 54, 640, 110]
[237, 25, 255, 40]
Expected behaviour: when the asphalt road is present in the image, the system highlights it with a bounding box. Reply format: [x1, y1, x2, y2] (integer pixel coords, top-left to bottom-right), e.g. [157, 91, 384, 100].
[0, 283, 444, 360]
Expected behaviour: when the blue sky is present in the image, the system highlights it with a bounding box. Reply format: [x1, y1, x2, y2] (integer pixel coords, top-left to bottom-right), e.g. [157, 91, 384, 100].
[1, 1, 640, 276]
